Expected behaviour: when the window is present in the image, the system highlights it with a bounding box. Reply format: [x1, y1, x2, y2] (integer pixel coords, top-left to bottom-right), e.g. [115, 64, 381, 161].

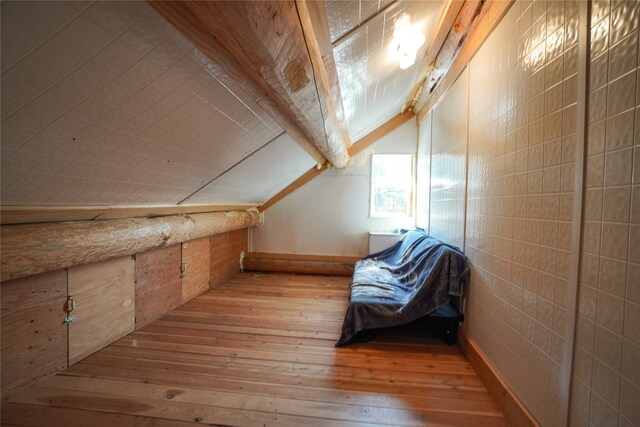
[370, 154, 414, 218]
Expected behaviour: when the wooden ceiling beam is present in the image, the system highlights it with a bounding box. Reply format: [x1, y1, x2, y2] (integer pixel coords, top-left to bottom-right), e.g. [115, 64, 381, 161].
[259, 111, 414, 212]
[415, 0, 513, 122]
[402, 0, 466, 113]
[149, 1, 350, 168]
[295, 0, 351, 148]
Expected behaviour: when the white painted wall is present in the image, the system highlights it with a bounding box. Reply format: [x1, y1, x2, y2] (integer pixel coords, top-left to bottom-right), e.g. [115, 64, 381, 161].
[250, 118, 417, 256]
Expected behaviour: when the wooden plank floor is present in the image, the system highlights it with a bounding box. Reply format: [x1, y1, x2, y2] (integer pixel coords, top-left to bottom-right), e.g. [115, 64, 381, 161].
[2, 273, 508, 426]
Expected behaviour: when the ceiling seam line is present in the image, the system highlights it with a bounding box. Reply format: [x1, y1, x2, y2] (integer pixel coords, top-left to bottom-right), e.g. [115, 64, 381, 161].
[176, 131, 286, 205]
[331, 0, 399, 46]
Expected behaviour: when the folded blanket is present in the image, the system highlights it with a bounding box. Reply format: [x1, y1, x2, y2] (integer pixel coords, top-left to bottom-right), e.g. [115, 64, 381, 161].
[336, 230, 469, 346]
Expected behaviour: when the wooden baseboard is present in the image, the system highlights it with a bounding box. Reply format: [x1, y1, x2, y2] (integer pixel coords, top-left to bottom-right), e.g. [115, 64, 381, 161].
[243, 252, 359, 276]
[458, 328, 540, 427]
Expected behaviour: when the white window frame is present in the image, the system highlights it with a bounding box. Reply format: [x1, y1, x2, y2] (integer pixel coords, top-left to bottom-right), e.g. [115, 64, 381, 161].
[369, 154, 415, 218]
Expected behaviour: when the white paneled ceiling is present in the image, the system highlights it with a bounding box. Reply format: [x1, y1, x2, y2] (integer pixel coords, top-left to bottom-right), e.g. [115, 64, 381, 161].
[1, 1, 306, 206]
[187, 133, 317, 205]
[327, 1, 446, 140]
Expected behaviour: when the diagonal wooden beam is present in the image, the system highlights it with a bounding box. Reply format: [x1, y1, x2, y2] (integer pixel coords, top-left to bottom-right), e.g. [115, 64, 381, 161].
[259, 111, 414, 212]
[401, 0, 465, 113]
[149, 1, 350, 168]
[295, 0, 351, 147]
[415, 0, 513, 122]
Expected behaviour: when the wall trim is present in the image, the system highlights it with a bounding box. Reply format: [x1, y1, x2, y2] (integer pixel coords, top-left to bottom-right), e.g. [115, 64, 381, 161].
[243, 252, 359, 276]
[458, 328, 540, 427]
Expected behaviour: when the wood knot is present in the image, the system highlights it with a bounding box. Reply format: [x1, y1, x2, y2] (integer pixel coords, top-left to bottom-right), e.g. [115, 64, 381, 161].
[284, 59, 310, 93]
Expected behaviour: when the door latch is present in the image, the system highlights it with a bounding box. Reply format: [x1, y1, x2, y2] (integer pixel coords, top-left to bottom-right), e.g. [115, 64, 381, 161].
[64, 295, 77, 324]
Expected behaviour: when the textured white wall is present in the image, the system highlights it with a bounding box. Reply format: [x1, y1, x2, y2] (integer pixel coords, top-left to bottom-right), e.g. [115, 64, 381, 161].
[416, 112, 431, 230]
[429, 68, 469, 250]
[571, 1, 640, 426]
[463, 2, 582, 424]
[250, 119, 417, 256]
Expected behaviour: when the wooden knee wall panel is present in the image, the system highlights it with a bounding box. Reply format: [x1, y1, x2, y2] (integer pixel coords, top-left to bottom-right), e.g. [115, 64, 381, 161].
[1, 230, 248, 399]
[210, 229, 248, 287]
[1, 270, 68, 400]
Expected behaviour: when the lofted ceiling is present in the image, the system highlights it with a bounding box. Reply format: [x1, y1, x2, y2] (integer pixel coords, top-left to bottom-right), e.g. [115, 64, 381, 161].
[1, 0, 503, 212]
[326, 0, 447, 140]
[0, 1, 311, 206]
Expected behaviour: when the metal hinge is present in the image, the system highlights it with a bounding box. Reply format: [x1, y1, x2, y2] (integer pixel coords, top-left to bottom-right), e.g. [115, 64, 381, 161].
[64, 295, 77, 324]
[180, 262, 186, 279]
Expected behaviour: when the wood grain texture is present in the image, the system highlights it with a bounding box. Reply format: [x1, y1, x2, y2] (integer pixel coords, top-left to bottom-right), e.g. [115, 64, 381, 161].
[416, 0, 513, 123]
[402, 0, 465, 112]
[68, 256, 135, 365]
[458, 329, 539, 427]
[0, 204, 255, 225]
[260, 111, 414, 211]
[2, 273, 508, 426]
[295, 0, 350, 147]
[134, 245, 182, 329]
[1, 270, 68, 399]
[181, 237, 210, 303]
[0, 209, 262, 281]
[210, 229, 247, 287]
[149, 1, 350, 168]
[243, 252, 359, 276]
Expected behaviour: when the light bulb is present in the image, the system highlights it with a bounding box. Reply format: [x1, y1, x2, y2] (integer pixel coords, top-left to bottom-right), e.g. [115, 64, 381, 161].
[390, 14, 425, 70]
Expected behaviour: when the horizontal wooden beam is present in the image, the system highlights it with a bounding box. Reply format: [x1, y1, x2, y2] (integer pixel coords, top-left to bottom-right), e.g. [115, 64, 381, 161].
[259, 111, 414, 211]
[0, 204, 257, 225]
[1, 210, 262, 282]
[243, 252, 359, 276]
[149, 1, 350, 168]
[416, 0, 513, 123]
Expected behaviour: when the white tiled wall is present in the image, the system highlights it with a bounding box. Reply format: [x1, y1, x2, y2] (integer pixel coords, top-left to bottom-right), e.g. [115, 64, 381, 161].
[416, 111, 431, 230]
[463, 2, 580, 425]
[571, 1, 640, 426]
[429, 68, 469, 250]
[0, 1, 299, 206]
[417, 1, 640, 425]
[250, 119, 417, 256]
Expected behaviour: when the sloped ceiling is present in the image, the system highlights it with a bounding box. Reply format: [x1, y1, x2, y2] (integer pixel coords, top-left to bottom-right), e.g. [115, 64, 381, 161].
[0, 1, 314, 206]
[1, 0, 453, 210]
[326, 0, 446, 140]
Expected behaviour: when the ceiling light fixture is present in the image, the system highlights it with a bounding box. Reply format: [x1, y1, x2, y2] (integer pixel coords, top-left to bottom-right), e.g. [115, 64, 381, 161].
[390, 14, 425, 70]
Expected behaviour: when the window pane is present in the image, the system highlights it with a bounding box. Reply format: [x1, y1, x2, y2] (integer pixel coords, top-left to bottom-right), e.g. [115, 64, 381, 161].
[370, 154, 413, 217]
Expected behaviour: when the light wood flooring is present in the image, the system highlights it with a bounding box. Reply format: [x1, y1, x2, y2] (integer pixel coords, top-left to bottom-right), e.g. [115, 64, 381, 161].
[2, 272, 508, 426]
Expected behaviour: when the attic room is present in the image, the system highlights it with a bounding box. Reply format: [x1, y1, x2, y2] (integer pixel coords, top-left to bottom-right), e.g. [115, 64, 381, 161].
[1, 0, 639, 425]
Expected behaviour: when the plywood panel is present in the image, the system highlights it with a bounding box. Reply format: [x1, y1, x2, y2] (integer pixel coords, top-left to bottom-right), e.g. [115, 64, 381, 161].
[210, 229, 247, 287]
[135, 244, 181, 328]
[181, 237, 210, 303]
[68, 256, 135, 365]
[1, 269, 67, 399]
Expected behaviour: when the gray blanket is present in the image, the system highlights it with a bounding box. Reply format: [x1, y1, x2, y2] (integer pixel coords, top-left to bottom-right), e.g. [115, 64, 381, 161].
[336, 230, 469, 346]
